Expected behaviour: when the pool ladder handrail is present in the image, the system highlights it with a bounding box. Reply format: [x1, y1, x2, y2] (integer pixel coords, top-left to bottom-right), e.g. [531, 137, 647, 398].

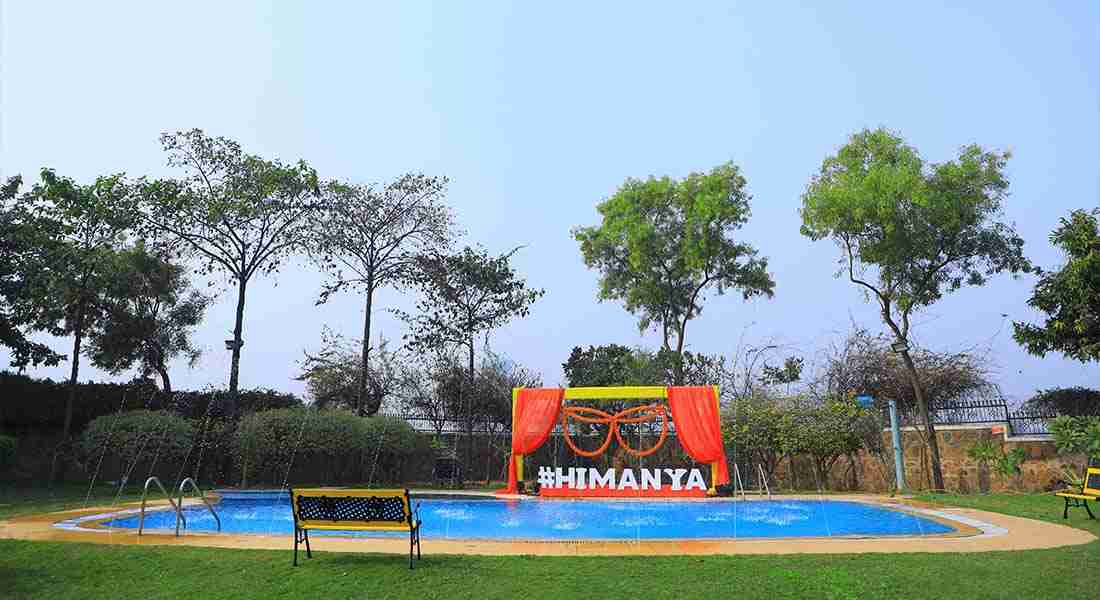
[175, 477, 221, 536]
[756, 463, 772, 499]
[138, 476, 184, 536]
[732, 463, 747, 500]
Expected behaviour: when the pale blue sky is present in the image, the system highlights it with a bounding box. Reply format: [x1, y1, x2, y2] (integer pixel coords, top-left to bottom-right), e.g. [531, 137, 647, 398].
[1, 2, 1097, 402]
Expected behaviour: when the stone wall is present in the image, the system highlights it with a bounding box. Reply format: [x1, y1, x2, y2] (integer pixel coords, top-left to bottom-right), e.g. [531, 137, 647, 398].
[836, 424, 1078, 493]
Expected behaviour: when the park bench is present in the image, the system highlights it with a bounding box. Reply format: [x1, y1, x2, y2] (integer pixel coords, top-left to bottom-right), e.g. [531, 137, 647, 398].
[290, 488, 422, 568]
[1055, 462, 1099, 520]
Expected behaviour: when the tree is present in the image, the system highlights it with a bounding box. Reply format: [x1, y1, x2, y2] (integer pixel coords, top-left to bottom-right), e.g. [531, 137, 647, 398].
[0, 176, 64, 368]
[776, 397, 867, 490]
[296, 328, 400, 414]
[310, 174, 455, 416]
[396, 245, 543, 481]
[562, 344, 642, 387]
[140, 129, 322, 409]
[1023, 387, 1100, 416]
[573, 162, 775, 383]
[800, 128, 1034, 491]
[469, 350, 542, 481]
[86, 243, 209, 393]
[397, 350, 464, 437]
[1013, 208, 1100, 363]
[25, 169, 135, 483]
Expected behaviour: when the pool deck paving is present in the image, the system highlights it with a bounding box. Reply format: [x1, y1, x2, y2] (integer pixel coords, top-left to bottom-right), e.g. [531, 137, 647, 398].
[0, 494, 1093, 557]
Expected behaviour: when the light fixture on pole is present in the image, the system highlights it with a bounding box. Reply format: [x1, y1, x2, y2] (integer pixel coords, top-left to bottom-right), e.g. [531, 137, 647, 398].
[857, 393, 907, 493]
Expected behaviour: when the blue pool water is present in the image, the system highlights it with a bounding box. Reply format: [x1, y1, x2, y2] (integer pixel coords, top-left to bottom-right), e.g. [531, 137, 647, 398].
[105, 492, 953, 540]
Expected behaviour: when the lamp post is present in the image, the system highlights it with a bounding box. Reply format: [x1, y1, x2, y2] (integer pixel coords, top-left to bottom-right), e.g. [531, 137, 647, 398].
[856, 394, 907, 493]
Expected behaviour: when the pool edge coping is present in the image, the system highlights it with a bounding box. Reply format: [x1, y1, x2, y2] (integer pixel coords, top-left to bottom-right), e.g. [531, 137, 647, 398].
[1, 494, 1093, 556]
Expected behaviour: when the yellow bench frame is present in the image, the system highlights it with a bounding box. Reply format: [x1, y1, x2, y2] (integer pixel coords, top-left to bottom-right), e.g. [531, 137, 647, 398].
[290, 488, 422, 568]
[1055, 466, 1099, 520]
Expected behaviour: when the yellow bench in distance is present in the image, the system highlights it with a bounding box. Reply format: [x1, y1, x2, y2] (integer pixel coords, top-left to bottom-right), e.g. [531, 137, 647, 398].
[1055, 465, 1099, 520]
[290, 488, 423, 568]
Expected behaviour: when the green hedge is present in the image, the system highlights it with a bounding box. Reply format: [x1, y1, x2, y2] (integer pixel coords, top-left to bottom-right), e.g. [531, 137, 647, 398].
[237, 408, 418, 486]
[0, 434, 15, 475]
[75, 410, 195, 474]
[0, 371, 304, 431]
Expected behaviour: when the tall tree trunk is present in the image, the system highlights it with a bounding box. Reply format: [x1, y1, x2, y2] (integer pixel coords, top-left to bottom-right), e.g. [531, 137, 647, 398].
[672, 315, 690, 385]
[899, 349, 945, 491]
[51, 304, 86, 485]
[357, 283, 374, 417]
[227, 276, 247, 413]
[463, 340, 475, 486]
[157, 362, 172, 394]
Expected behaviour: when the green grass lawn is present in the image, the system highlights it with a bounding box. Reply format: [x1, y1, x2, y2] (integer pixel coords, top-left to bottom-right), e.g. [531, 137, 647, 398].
[1, 488, 1098, 599]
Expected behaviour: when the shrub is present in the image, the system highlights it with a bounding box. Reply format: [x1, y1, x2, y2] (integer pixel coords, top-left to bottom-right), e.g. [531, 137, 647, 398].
[722, 399, 784, 479]
[236, 408, 417, 486]
[1050, 415, 1100, 460]
[75, 410, 195, 474]
[0, 434, 16, 474]
[995, 447, 1028, 482]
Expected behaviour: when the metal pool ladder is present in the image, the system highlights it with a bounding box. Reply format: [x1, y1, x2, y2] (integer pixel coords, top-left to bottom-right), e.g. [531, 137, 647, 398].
[175, 477, 221, 536]
[756, 464, 772, 499]
[732, 464, 748, 500]
[138, 476, 183, 536]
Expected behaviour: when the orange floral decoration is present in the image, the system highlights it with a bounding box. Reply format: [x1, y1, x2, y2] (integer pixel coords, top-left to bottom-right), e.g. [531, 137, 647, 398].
[560, 403, 669, 458]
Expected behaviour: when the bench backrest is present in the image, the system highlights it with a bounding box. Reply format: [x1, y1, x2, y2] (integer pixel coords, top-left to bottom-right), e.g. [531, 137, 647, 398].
[1084, 467, 1100, 497]
[290, 488, 413, 528]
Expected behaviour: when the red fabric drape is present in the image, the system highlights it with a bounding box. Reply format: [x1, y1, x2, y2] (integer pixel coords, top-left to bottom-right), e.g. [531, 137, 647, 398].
[666, 386, 729, 486]
[500, 388, 563, 494]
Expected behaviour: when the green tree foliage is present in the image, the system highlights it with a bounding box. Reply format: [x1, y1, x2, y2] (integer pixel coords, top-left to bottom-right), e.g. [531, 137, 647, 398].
[395, 245, 540, 482]
[776, 397, 868, 489]
[1023, 387, 1100, 417]
[86, 243, 209, 393]
[310, 174, 455, 415]
[75, 410, 194, 477]
[139, 130, 322, 406]
[397, 245, 542, 391]
[1013, 208, 1100, 363]
[20, 170, 136, 483]
[800, 128, 1033, 490]
[573, 162, 774, 383]
[0, 176, 64, 368]
[562, 344, 649, 387]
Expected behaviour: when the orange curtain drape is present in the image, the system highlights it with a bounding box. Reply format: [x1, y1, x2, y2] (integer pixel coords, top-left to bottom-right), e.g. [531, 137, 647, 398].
[667, 386, 729, 486]
[501, 388, 564, 494]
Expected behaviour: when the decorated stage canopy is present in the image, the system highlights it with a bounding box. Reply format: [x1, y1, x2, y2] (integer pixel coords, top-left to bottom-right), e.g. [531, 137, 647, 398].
[499, 386, 729, 497]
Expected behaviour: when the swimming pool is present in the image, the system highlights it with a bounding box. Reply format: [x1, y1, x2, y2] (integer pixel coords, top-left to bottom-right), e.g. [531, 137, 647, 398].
[101, 491, 955, 540]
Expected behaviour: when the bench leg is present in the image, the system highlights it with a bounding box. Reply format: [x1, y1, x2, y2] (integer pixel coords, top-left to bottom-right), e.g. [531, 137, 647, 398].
[409, 529, 414, 570]
[1064, 497, 1071, 519]
[1086, 500, 1096, 520]
[293, 526, 299, 567]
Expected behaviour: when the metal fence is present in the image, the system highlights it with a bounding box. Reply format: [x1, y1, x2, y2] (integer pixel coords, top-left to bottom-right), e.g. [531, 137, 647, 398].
[895, 396, 1059, 436]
